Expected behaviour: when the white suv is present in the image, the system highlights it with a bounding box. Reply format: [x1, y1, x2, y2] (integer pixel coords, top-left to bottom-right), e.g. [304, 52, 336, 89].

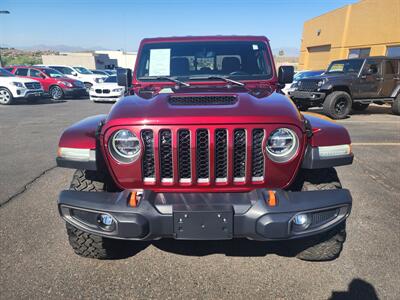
[40, 65, 106, 91]
[0, 68, 44, 105]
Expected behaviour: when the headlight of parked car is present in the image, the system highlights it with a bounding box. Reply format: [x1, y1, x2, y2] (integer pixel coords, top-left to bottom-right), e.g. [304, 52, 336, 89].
[58, 81, 73, 88]
[12, 82, 24, 88]
[266, 128, 299, 163]
[317, 79, 325, 87]
[109, 129, 141, 163]
[112, 88, 124, 93]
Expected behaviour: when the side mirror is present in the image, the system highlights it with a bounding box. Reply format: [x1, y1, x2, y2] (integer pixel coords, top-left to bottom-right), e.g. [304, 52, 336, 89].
[71, 71, 78, 76]
[117, 68, 132, 89]
[278, 66, 294, 84]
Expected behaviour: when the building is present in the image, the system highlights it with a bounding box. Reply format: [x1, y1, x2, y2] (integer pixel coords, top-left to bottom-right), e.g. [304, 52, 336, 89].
[95, 50, 137, 70]
[42, 52, 118, 70]
[298, 0, 400, 70]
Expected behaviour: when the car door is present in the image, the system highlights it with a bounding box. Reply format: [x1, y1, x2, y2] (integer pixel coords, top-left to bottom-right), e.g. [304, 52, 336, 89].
[29, 68, 50, 92]
[381, 59, 399, 97]
[356, 59, 384, 99]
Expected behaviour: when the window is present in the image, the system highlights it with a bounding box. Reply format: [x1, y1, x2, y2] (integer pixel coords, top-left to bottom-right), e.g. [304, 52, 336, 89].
[363, 60, 382, 75]
[384, 60, 398, 75]
[326, 59, 364, 74]
[386, 46, 400, 57]
[15, 68, 29, 76]
[136, 41, 272, 81]
[4, 67, 13, 72]
[348, 48, 370, 59]
[50, 66, 74, 75]
[29, 69, 42, 78]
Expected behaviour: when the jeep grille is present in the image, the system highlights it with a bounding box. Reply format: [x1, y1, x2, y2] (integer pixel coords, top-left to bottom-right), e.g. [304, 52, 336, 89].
[297, 80, 320, 92]
[141, 127, 266, 185]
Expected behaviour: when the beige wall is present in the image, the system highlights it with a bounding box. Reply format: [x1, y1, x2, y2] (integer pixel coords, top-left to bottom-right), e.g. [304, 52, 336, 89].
[299, 0, 400, 70]
[42, 53, 117, 69]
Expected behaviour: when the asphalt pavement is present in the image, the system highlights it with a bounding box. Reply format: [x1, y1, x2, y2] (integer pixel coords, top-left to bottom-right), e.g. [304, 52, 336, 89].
[0, 98, 399, 299]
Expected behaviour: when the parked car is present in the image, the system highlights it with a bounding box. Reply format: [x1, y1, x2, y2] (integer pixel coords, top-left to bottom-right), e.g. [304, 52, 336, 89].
[6, 66, 86, 100]
[56, 35, 353, 261]
[38, 65, 106, 91]
[91, 69, 115, 76]
[282, 70, 325, 94]
[0, 68, 44, 105]
[89, 75, 125, 102]
[289, 56, 400, 118]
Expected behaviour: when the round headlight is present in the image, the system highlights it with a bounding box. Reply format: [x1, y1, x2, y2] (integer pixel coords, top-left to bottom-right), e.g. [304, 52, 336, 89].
[109, 130, 140, 163]
[266, 128, 299, 163]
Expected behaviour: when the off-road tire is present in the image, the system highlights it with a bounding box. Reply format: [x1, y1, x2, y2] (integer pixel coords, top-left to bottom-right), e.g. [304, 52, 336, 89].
[288, 168, 347, 261]
[392, 94, 400, 115]
[323, 91, 352, 119]
[66, 169, 120, 259]
[49, 85, 64, 101]
[0, 87, 14, 105]
[352, 102, 369, 111]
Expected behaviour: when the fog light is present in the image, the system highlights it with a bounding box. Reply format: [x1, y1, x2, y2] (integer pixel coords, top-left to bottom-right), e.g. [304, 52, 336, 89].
[294, 214, 309, 225]
[99, 214, 113, 226]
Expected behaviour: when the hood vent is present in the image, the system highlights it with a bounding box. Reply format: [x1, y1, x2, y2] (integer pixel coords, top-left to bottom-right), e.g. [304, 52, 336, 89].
[168, 95, 238, 106]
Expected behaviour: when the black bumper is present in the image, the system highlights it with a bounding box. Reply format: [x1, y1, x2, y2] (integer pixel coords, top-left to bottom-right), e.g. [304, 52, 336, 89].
[64, 88, 87, 97]
[58, 189, 352, 241]
[289, 90, 326, 105]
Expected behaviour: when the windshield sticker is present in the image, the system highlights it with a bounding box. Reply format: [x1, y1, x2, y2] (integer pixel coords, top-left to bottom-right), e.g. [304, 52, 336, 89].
[149, 49, 171, 76]
[252, 44, 259, 50]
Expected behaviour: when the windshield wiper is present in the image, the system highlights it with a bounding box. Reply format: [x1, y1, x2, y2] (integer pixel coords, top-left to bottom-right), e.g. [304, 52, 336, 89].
[189, 75, 245, 87]
[156, 76, 190, 87]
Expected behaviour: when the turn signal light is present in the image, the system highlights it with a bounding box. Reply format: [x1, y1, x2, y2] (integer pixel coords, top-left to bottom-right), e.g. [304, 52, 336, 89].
[267, 190, 277, 207]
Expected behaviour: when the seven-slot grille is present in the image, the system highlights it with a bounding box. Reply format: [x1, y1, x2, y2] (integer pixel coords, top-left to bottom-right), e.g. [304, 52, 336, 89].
[141, 128, 266, 185]
[297, 80, 320, 92]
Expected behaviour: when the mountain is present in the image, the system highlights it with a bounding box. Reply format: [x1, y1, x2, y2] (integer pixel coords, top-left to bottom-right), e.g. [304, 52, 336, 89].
[5, 44, 107, 52]
[272, 47, 300, 57]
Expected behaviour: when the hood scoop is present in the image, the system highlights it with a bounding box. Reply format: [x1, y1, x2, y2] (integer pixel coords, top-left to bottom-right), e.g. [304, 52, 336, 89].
[168, 95, 238, 106]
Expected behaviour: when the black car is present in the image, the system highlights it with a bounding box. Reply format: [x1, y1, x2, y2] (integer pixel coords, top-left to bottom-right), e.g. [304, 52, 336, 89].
[289, 56, 400, 119]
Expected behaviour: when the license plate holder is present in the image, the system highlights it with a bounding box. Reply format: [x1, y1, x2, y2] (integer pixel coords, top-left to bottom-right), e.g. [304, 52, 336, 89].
[173, 205, 233, 240]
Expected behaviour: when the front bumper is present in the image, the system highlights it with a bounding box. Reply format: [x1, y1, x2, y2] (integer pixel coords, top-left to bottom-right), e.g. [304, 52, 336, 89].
[58, 189, 352, 241]
[15, 89, 44, 99]
[89, 92, 123, 102]
[64, 87, 87, 97]
[289, 90, 326, 104]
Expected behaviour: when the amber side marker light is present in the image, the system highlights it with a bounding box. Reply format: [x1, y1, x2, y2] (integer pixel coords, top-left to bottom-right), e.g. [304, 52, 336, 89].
[267, 190, 277, 207]
[128, 190, 143, 207]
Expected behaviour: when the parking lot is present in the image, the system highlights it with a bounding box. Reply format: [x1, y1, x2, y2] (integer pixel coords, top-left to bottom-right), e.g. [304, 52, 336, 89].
[0, 98, 399, 299]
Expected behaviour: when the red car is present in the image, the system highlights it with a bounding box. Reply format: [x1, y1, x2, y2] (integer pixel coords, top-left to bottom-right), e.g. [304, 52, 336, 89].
[6, 66, 87, 100]
[56, 36, 353, 261]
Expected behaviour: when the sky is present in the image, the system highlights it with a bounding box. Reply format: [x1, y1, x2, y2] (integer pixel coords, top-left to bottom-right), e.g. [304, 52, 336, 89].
[0, 0, 357, 52]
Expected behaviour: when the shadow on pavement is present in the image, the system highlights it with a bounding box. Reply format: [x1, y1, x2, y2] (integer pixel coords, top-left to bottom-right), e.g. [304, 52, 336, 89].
[329, 278, 379, 300]
[151, 238, 296, 258]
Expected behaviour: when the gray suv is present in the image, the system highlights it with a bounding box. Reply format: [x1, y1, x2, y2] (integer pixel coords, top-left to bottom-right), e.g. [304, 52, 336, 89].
[289, 56, 400, 119]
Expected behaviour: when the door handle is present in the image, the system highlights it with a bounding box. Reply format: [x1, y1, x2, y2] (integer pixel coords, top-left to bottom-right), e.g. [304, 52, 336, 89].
[360, 75, 367, 79]
[376, 78, 384, 81]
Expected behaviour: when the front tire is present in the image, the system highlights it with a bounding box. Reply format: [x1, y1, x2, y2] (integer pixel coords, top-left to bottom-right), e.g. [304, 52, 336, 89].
[66, 170, 120, 259]
[288, 168, 347, 261]
[49, 85, 64, 101]
[392, 94, 400, 115]
[0, 88, 14, 105]
[323, 91, 352, 119]
[84, 82, 92, 93]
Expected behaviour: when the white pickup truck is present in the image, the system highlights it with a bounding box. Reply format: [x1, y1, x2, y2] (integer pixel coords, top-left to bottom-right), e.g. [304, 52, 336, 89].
[0, 68, 44, 105]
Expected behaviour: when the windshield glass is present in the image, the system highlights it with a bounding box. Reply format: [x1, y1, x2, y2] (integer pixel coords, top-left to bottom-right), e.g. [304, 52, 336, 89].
[137, 41, 273, 81]
[0, 68, 15, 77]
[294, 70, 324, 80]
[74, 67, 93, 74]
[105, 70, 116, 75]
[326, 59, 364, 74]
[42, 68, 64, 78]
[104, 75, 117, 83]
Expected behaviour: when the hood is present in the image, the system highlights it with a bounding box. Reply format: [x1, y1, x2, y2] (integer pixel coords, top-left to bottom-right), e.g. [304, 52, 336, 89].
[92, 82, 120, 89]
[0, 76, 40, 84]
[300, 72, 357, 82]
[105, 91, 304, 128]
[79, 73, 105, 80]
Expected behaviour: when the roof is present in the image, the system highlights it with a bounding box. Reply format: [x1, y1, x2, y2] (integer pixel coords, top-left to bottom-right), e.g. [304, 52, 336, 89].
[141, 35, 270, 44]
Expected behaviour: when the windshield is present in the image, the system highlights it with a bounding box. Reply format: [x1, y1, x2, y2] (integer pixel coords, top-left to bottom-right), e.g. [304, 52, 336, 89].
[326, 59, 364, 74]
[137, 41, 273, 81]
[42, 68, 64, 78]
[104, 75, 117, 83]
[0, 68, 15, 77]
[294, 70, 324, 80]
[105, 70, 116, 75]
[74, 67, 93, 75]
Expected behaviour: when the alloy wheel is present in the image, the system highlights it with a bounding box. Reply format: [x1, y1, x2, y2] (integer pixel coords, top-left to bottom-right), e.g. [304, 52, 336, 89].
[0, 89, 11, 104]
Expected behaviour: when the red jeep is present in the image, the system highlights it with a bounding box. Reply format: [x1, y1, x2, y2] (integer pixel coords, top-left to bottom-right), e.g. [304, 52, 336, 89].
[7, 66, 87, 100]
[56, 36, 353, 261]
